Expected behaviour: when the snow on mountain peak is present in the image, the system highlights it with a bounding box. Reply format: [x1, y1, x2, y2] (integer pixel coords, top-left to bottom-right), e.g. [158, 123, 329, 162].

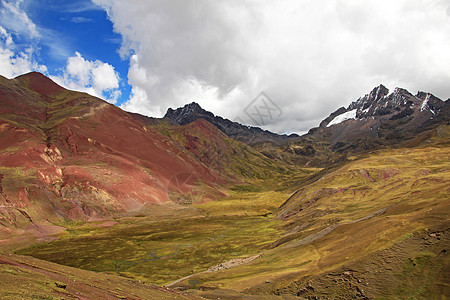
[327, 109, 357, 127]
[321, 85, 446, 129]
[420, 94, 431, 112]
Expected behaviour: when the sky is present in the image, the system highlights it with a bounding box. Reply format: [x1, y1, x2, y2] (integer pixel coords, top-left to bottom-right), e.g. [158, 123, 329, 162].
[1, 0, 449, 134]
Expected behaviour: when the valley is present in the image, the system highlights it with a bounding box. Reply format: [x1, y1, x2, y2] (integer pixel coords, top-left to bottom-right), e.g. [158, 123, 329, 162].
[15, 188, 290, 286]
[13, 144, 449, 299]
[0, 73, 448, 299]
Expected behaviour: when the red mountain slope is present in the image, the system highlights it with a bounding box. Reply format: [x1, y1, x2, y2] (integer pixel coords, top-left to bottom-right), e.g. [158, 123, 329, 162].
[0, 73, 225, 232]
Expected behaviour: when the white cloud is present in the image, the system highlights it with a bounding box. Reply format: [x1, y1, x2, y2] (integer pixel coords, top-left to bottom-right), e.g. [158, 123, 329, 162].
[0, 26, 13, 46]
[52, 52, 121, 103]
[0, 47, 31, 78]
[121, 86, 151, 115]
[65, 52, 92, 86]
[0, 2, 47, 79]
[0, 2, 121, 105]
[0, 0, 39, 39]
[0, 25, 47, 78]
[92, 62, 119, 91]
[95, 0, 450, 134]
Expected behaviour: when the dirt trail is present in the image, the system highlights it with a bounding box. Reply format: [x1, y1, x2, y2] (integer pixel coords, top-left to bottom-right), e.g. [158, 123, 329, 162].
[166, 254, 262, 287]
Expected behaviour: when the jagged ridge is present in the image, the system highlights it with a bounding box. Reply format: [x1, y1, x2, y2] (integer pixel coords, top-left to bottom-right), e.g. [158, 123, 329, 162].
[307, 84, 449, 152]
[322, 84, 446, 127]
[165, 102, 298, 145]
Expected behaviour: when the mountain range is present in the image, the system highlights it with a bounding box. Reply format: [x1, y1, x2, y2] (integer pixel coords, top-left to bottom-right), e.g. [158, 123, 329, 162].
[163, 84, 448, 167]
[0, 72, 448, 299]
[165, 84, 448, 149]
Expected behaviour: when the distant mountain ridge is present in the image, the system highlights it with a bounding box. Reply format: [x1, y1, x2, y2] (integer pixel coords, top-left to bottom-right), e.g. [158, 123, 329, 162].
[165, 102, 299, 145]
[162, 85, 448, 166]
[319, 84, 446, 128]
[308, 84, 449, 151]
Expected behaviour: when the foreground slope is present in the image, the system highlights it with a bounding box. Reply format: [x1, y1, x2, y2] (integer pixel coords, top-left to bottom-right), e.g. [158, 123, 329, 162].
[0, 252, 197, 299]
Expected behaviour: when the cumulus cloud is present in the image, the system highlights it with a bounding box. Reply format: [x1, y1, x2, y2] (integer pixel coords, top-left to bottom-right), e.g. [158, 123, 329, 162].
[0, 46, 46, 78]
[0, 25, 47, 78]
[94, 0, 450, 134]
[51, 52, 121, 103]
[0, 0, 48, 78]
[0, 0, 122, 105]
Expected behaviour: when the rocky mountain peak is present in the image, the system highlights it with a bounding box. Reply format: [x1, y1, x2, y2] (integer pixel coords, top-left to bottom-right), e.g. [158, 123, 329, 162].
[338, 85, 444, 123]
[165, 102, 213, 125]
[370, 84, 389, 100]
[348, 84, 389, 112]
[308, 84, 448, 153]
[415, 91, 444, 114]
[175, 101, 203, 113]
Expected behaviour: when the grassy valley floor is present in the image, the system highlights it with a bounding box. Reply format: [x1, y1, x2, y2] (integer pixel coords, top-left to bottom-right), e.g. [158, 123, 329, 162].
[12, 183, 295, 285]
[3, 144, 450, 299]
